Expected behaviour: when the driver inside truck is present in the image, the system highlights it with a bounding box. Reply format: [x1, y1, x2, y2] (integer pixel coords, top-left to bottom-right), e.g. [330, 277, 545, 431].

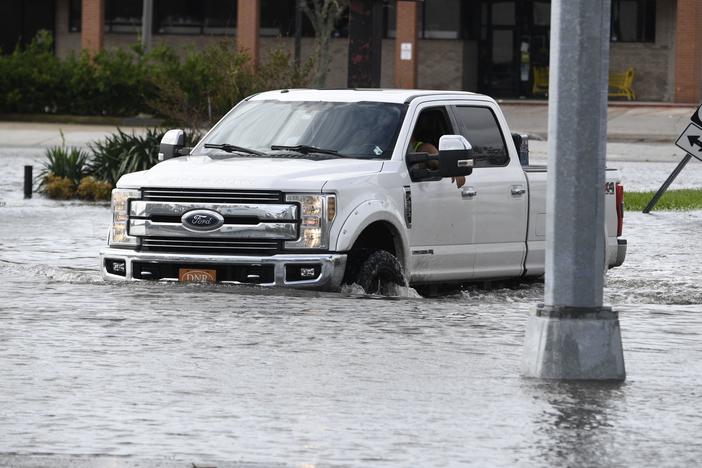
[409, 111, 466, 189]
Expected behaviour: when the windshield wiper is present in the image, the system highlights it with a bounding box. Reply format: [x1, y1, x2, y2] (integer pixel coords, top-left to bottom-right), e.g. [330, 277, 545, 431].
[270, 144, 342, 157]
[204, 143, 267, 157]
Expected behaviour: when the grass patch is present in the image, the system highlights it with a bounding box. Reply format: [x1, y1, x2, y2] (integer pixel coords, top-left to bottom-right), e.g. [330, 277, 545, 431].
[625, 189, 702, 211]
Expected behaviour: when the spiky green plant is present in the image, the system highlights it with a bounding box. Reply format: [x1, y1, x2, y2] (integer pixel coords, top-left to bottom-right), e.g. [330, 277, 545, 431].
[89, 128, 200, 186]
[88, 128, 163, 186]
[38, 145, 91, 190]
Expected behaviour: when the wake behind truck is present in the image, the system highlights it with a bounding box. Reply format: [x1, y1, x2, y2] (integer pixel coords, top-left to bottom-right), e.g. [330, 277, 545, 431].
[100, 89, 626, 293]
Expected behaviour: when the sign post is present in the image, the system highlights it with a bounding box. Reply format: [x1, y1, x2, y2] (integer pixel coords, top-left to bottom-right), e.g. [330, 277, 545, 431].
[643, 105, 702, 213]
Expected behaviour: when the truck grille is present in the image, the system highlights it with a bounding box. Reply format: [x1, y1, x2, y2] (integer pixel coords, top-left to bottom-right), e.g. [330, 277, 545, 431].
[141, 188, 283, 203]
[133, 189, 296, 256]
[140, 238, 281, 256]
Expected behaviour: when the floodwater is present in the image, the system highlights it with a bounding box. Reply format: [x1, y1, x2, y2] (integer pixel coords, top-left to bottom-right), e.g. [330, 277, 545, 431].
[1, 147, 701, 467]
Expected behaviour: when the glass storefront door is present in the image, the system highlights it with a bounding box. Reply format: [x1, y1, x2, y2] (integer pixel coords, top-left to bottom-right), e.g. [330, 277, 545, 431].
[478, 0, 551, 98]
[479, 0, 518, 97]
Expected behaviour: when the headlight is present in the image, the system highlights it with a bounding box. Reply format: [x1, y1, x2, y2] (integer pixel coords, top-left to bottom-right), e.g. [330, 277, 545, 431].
[285, 193, 336, 249]
[109, 188, 141, 248]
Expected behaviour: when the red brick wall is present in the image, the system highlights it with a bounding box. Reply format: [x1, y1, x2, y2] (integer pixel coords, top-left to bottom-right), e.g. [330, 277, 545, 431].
[237, 0, 260, 67]
[674, 0, 702, 103]
[395, 1, 419, 89]
[80, 0, 104, 54]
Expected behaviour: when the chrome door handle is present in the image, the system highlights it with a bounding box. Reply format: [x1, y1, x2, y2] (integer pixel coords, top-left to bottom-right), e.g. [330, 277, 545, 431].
[511, 185, 526, 196]
[462, 187, 477, 198]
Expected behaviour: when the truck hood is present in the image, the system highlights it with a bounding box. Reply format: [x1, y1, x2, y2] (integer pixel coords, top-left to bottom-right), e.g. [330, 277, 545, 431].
[117, 155, 384, 192]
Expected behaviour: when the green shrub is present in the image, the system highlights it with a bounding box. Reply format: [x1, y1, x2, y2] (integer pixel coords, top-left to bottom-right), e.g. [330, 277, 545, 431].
[89, 128, 199, 186]
[42, 175, 75, 199]
[76, 176, 112, 201]
[148, 43, 312, 128]
[0, 31, 63, 113]
[1, 32, 313, 120]
[8, 32, 312, 198]
[39, 144, 91, 188]
[0, 32, 151, 116]
[147, 42, 257, 128]
[257, 48, 314, 91]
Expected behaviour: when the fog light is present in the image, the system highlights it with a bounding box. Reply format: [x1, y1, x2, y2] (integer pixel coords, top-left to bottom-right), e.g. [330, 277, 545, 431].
[285, 264, 322, 282]
[300, 268, 316, 279]
[105, 259, 126, 276]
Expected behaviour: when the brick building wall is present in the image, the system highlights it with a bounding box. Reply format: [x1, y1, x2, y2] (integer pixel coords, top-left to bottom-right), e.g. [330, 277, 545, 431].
[52, 0, 695, 102]
[610, 0, 677, 101]
[674, 0, 702, 102]
[79, 0, 104, 54]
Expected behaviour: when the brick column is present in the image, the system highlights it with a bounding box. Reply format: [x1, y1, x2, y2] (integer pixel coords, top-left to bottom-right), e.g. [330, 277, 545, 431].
[237, 0, 261, 68]
[81, 0, 105, 54]
[674, 0, 702, 103]
[395, 1, 419, 89]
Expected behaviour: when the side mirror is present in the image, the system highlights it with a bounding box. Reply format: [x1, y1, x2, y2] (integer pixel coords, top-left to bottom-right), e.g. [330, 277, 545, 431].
[158, 129, 186, 161]
[512, 133, 529, 166]
[438, 135, 473, 178]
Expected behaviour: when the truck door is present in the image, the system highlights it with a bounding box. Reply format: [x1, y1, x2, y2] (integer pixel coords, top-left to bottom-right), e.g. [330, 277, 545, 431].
[405, 104, 475, 283]
[449, 104, 528, 278]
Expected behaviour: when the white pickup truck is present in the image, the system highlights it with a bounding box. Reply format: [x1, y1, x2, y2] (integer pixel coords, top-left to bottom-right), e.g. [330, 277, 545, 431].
[100, 89, 626, 293]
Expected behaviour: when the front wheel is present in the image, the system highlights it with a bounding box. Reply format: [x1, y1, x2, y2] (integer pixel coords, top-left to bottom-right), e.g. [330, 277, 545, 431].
[347, 250, 407, 295]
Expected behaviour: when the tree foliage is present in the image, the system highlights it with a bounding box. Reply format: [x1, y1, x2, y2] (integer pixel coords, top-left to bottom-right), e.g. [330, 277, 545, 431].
[0, 31, 312, 123]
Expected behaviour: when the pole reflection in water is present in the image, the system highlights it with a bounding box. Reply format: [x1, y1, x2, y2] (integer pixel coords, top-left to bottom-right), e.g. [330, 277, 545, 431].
[527, 381, 627, 466]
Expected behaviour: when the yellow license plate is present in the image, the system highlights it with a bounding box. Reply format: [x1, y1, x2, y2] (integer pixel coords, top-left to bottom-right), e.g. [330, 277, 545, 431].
[178, 268, 217, 283]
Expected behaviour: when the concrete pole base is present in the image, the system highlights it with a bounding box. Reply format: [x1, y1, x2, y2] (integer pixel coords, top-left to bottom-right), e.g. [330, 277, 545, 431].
[522, 304, 626, 381]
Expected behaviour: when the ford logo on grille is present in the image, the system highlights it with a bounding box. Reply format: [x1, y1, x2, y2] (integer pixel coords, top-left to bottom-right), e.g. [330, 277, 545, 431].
[181, 210, 225, 232]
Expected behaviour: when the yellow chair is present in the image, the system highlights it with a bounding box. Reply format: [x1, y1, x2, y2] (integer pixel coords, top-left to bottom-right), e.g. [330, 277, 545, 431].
[608, 67, 636, 101]
[532, 66, 549, 96]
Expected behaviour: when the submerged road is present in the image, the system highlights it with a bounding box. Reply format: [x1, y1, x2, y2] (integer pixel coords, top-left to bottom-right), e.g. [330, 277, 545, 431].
[1, 147, 701, 467]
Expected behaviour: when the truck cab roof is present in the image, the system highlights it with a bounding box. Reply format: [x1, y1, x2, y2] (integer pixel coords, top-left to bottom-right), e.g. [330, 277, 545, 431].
[249, 89, 482, 104]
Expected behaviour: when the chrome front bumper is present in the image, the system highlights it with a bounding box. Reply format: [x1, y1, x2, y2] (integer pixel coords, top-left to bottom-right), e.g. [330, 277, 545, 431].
[99, 248, 347, 290]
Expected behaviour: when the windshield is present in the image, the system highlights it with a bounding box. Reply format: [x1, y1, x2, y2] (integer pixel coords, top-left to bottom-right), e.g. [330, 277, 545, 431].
[197, 100, 407, 159]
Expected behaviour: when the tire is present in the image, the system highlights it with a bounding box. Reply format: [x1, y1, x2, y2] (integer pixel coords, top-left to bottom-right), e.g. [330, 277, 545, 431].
[347, 250, 407, 295]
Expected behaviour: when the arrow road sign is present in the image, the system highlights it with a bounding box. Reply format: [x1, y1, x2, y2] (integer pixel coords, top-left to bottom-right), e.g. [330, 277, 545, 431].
[645, 114, 702, 213]
[691, 104, 702, 128]
[675, 123, 702, 162]
[688, 134, 702, 151]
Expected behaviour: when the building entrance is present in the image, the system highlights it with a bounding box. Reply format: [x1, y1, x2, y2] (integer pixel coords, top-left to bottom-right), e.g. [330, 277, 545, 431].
[478, 0, 551, 98]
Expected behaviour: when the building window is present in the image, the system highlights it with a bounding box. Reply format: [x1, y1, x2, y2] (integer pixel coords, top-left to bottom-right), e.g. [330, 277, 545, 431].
[106, 0, 142, 33]
[69, 0, 143, 33]
[611, 0, 655, 42]
[261, 0, 292, 36]
[155, 0, 203, 34]
[385, 0, 461, 40]
[421, 0, 460, 39]
[153, 0, 238, 35]
[203, 0, 237, 34]
[69, 0, 81, 32]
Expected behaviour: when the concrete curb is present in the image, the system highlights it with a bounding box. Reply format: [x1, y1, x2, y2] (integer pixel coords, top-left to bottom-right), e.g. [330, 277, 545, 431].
[0, 113, 164, 127]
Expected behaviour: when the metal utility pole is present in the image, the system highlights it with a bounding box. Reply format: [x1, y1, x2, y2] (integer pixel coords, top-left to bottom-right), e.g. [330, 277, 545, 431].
[142, 0, 153, 52]
[522, 0, 625, 380]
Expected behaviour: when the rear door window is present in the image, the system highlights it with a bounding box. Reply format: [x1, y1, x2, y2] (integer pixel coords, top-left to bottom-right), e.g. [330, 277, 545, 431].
[451, 106, 509, 167]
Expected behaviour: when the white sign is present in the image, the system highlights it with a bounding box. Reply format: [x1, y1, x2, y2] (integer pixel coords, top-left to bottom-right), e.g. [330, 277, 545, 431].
[400, 42, 412, 61]
[674, 123, 702, 162]
[691, 103, 702, 128]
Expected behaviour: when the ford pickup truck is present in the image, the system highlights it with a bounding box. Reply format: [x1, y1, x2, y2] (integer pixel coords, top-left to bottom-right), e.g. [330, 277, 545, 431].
[100, 89, 626, 294]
